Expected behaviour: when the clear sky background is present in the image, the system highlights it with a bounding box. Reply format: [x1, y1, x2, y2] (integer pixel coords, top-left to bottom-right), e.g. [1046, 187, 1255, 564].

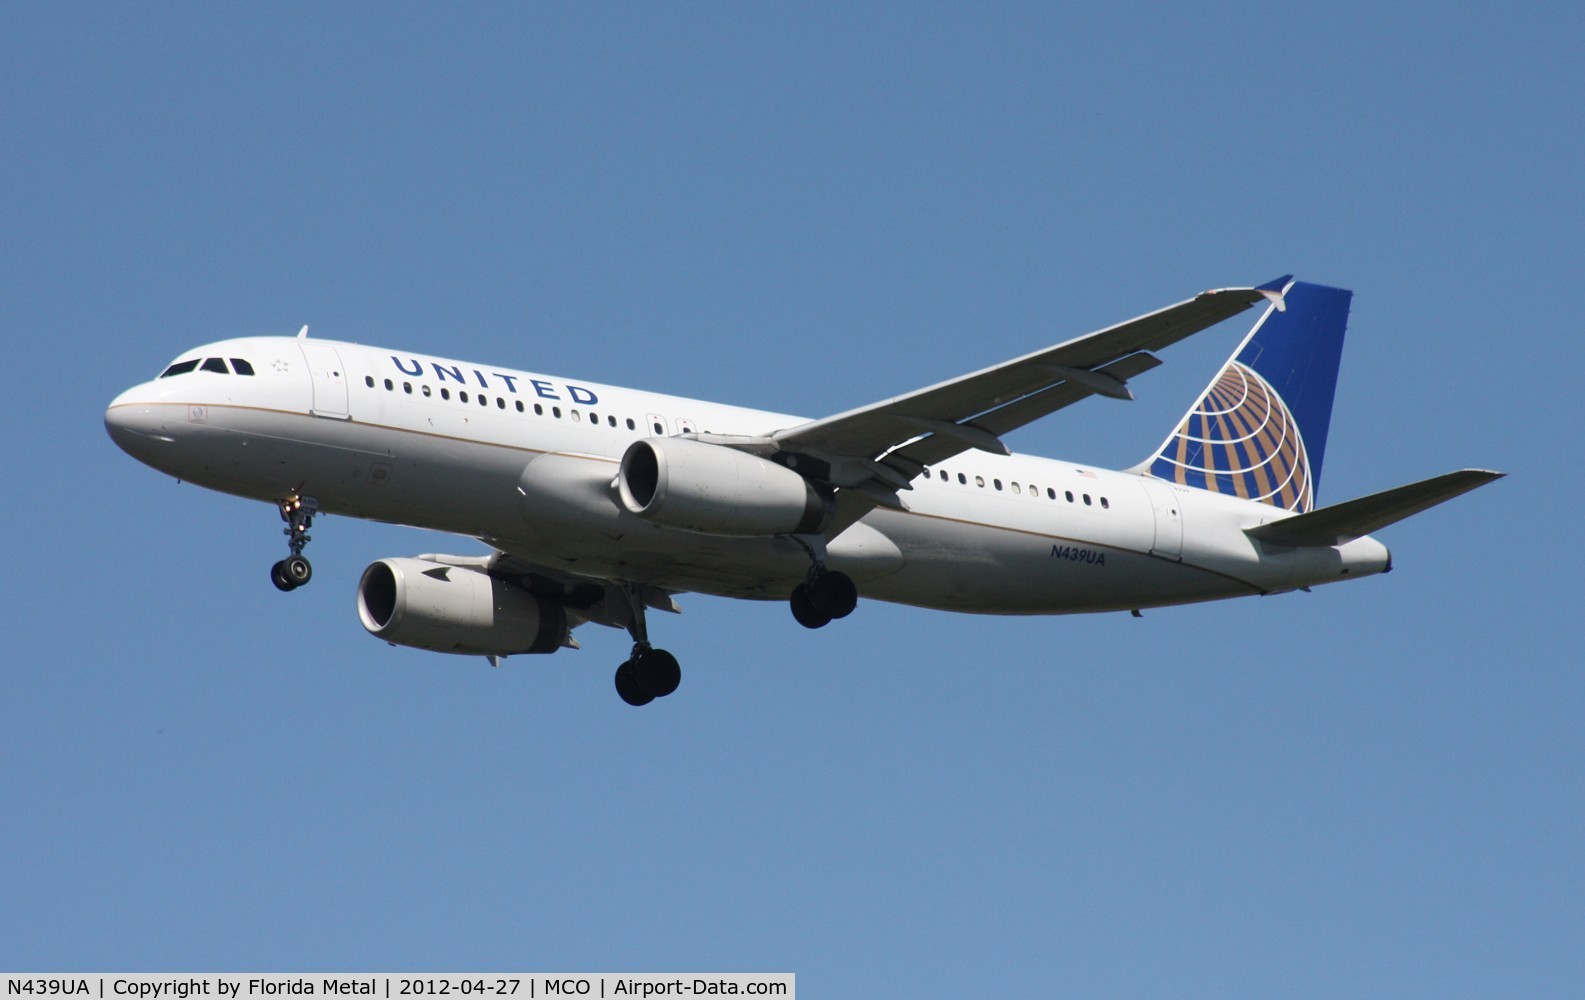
[3, 3, 1581, 995]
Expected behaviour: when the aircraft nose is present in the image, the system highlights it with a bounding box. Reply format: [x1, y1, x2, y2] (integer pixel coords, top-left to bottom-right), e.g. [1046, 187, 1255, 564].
[105, 386, 173, 456]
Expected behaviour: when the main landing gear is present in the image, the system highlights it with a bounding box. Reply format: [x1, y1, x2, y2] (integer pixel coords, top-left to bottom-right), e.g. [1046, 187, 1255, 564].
[611, 583, 682, 707]
[787, 535, 858, 629]
[270, 493, 319, 592]
[790, 568, 858, 629]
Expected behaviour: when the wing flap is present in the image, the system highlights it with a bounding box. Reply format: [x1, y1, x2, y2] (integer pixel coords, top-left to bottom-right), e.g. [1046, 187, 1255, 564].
[1245, 469, 1504, 547]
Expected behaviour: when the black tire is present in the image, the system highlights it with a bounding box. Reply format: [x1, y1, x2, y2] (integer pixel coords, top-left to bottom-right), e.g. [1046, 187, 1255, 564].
[636, 648, 682, 698]
[283, 555, 313, 587]
[614, 659, 655, 706]
[790, 583, 832, 629]
[811, 571, 858, 619]
[270, 560, 297, 592]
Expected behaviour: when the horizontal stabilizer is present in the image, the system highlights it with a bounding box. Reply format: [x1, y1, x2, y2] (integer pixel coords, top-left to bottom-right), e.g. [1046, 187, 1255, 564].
[1245, 469, 1504, 546]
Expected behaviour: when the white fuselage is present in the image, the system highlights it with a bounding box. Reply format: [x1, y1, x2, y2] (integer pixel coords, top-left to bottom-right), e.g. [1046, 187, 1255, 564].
[105, 336, 1391, 614]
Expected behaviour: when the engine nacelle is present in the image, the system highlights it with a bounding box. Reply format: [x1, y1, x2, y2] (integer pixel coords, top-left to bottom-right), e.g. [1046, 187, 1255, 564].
[356, 558, 569, 656]
[617, 437, 830, 536]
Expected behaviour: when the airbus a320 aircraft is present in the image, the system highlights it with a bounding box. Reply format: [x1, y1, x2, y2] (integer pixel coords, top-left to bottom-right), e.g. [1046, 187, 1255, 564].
[106, 277, 1500, 705]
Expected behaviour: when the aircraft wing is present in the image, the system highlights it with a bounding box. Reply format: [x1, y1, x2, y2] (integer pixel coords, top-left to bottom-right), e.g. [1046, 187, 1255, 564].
[768, 277, 1291, 527]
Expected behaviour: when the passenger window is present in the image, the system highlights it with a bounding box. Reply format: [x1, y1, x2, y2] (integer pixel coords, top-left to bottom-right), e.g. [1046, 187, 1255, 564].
[365, 376, 375, 388]
[479, 394, 488, 406]
[1011, 483, 1021, 495]
[403, 382, 412, 394]
[1047, 488, 1056, 500]
[553, 407, 562, 418]
[975, 476, 985, 488]
[440, 388, 450, 400]
[994, 479, 1003, 491]
[515, 400, 524, 412]
[1065, 491, 1074, 502]
[460, 391, 469, 403]
[1083, 494, 1092, 506]
[609, 415, 617, 427]
[497, 397, 506, 409]
[201, 358, 228, 374]
[230, 359, 255, 375]
[958, 473, 967, 485]
[1101, 497, 1110, 509]
[939, 470, 948, 481]
[422, 385, 432, 397]
[535, 403, 544, 416]
[571, 410, 581, 422]
[626, 418, 636, 430]
[384, 379, 394, 390]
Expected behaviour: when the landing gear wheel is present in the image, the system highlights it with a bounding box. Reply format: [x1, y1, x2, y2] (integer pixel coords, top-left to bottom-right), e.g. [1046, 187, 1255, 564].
[270, 560, 297, 592]
[282, 555, 312, 588]
[635, 648, 682, 698]
[810, 571, 858, 619]
[610, 584, 683, 705]
[614, 659, 655, 707]
[791, 583, 832, 629]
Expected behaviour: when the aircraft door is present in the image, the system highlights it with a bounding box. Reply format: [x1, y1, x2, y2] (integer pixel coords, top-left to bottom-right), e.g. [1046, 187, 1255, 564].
[298, 341, 350, 419]
[1140, 477, 1183, 561]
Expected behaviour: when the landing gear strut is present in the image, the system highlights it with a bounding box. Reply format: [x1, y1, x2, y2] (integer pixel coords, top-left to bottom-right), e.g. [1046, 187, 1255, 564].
[611, 583, 682, 707]
[270, 493, 318, 592]
[788, 534, 858, 629]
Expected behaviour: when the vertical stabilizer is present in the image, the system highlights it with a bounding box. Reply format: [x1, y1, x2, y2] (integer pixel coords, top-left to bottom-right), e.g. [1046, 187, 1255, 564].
[1144, 280, 1352, 513]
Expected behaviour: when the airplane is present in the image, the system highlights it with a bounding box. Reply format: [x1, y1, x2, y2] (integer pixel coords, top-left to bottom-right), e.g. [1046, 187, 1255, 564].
[105, 277, 1501, 705]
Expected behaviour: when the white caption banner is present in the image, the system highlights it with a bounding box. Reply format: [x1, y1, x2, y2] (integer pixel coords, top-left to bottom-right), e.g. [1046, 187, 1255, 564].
[4, 976, 794, 1000]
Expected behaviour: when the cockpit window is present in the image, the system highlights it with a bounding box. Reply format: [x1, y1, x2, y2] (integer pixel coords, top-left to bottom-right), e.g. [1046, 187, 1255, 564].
[230, 358, 255, 376]
[200, 357, 229, 374]
[160, 359, 200, 378]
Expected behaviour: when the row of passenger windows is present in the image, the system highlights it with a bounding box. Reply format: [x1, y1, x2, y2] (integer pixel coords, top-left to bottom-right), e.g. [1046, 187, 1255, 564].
[922, 466, 1112, 509]
[367, 375, 644, 431]
[160, 357, 256, 378]
[364, 373, 1111, 508]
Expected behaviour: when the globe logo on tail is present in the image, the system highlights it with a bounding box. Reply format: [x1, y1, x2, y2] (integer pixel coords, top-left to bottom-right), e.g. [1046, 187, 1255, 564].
[1150, 361, 1314, 513]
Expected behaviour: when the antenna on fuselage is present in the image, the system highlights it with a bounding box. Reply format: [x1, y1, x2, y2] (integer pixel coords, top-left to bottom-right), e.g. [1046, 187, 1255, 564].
[296, 325, 309, 340]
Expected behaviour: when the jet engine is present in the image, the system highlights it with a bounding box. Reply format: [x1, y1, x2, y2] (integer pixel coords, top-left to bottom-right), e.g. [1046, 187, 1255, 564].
[617, 437, 830, 536]
[356, 558, 569, 656]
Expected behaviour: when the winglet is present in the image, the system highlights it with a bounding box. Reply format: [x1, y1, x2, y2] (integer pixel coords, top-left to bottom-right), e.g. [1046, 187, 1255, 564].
[296, 325, 310, 340]
[1254, 274, 1293, 312]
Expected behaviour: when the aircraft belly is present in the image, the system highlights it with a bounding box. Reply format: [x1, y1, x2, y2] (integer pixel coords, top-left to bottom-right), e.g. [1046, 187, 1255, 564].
[855, 504, 1251, 614]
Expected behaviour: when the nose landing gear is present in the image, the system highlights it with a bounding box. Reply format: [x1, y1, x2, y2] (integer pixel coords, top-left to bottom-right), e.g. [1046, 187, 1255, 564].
[270, 493, 319, 592]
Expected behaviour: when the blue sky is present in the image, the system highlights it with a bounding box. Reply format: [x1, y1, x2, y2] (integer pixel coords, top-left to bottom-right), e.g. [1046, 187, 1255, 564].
[3, 3, 1581, 994]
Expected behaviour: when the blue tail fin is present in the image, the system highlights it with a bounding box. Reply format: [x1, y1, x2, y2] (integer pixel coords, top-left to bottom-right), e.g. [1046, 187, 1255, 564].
[1144, 279, 1352, 513]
